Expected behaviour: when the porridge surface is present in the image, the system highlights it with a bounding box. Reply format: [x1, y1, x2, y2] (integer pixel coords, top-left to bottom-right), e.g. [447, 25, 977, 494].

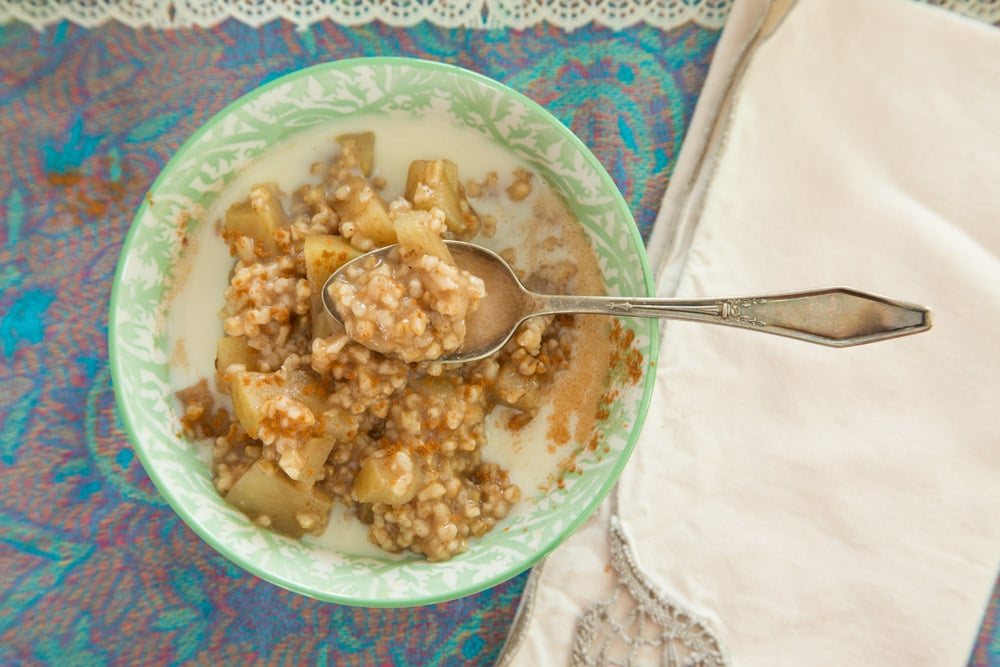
[173, 126, 612, 561]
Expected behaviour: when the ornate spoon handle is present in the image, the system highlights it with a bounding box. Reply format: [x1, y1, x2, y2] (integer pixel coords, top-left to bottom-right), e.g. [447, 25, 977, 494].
[528, 287, 931, 347]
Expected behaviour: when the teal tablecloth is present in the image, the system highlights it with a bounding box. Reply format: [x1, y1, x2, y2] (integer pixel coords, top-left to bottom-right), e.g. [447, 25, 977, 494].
[1, 16, 996, 666]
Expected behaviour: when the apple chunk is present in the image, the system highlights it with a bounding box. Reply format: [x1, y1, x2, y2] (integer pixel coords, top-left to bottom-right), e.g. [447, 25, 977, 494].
[303, 234, 362, 338]
[226, 460, 333, 538]
[227, 368, 327, 440]
[222, 183, 288, 256]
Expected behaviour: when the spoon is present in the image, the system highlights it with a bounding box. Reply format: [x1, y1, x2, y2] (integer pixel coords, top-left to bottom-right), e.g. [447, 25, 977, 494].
[322, 240, 932, 363]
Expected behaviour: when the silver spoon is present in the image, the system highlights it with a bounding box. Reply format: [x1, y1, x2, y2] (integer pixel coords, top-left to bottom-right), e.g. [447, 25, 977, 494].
[322, 240, 932, 363]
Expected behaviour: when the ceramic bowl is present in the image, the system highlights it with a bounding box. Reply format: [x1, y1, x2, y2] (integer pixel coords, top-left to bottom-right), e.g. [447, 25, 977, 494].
[109, 57, 657, 606]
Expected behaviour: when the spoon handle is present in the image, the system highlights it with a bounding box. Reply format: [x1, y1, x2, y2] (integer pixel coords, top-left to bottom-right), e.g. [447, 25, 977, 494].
[530, 287, 931, 347]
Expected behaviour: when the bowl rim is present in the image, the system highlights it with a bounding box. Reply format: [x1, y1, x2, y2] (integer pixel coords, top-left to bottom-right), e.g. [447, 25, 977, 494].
[108, 55, 659, 606]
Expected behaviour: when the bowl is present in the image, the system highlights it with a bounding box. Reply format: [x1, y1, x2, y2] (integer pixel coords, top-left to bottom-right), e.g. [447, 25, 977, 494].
[109, 57, 658, 607]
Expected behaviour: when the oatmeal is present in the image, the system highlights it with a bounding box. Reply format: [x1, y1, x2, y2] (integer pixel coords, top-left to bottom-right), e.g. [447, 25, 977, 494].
[328, 236, 486, 363]
[177, 131, 609, 561]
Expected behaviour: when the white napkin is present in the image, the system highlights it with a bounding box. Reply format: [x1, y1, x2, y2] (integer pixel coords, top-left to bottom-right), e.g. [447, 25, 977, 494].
[500, 0, 1000, 665]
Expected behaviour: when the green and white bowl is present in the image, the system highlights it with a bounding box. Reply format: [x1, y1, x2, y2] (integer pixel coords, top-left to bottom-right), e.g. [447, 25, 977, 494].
[109, 57, 657, 607]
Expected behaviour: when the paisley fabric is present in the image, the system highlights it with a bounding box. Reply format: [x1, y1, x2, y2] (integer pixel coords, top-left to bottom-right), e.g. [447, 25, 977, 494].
[0, 19, 714, 666]
[0, 14, 996, 667]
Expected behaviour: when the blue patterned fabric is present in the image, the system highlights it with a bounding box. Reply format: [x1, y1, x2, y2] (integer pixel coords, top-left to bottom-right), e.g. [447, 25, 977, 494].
[0, 15, 996, 667]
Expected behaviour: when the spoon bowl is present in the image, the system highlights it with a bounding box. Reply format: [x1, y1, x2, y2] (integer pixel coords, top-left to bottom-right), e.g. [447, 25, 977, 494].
[323, 240, 933, 362]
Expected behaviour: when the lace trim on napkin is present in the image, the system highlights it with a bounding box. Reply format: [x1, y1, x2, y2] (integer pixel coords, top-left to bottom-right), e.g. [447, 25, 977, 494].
[572, 517, 727, 667]
[926, 0, 1000, 21]
[0, 0, 734, 30]
[492, 512, 729, 667]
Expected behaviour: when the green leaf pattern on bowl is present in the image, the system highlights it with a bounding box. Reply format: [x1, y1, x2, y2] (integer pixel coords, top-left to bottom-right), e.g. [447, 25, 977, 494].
[111, 58, 657, 606]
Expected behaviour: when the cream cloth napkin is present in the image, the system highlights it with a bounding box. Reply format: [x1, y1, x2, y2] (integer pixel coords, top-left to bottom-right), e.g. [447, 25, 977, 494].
[499, 0, 1000, 665]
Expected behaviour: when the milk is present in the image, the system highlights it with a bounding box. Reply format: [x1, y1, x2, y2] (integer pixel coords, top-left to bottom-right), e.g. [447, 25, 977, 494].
[166, 114, 607, 557]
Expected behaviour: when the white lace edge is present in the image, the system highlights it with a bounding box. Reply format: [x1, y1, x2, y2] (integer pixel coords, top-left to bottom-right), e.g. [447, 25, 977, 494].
[493, 502, 730, 667]
[572, 516, 728, 667]
[1, 0, 995, 31]
[0, 0, 735, 31]
[928, 0, 1000, 23]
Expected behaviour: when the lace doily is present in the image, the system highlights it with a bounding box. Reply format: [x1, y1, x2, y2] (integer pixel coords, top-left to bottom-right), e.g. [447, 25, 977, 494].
[3, 0, 995, 32]
[572, 517, 727, 667]
[0, 0, 734, 30]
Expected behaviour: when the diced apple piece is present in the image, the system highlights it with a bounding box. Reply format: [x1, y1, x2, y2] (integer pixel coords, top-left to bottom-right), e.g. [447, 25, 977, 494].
[393, 210, 453, 264]
[216, 336, 260, 388]
[222, 183, 288, 256]
[294, 437, 336, 485]
[226, 460, 332, 538]
[304, 234, 363, 338]
[227, 368, 327, 439]
[227, 372, 272, 438]
[404, 159, 480, 236]
[304, 234, 363, 283]
[353, 450, 422, 506]
[335, 131, 375, 177]
[490, 363, 543, 414]
[331, 175, 397, 246]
